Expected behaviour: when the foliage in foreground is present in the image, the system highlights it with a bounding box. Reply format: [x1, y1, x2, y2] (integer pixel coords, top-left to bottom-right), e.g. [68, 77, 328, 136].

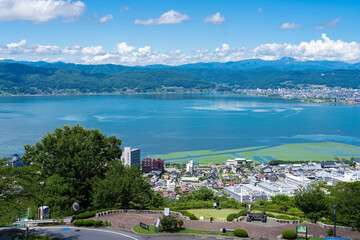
[282, 230, 297, 239]
[233, 228, 248, 237]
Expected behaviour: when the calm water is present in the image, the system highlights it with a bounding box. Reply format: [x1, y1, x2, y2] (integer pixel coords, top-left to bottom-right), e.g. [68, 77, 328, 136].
[0, 94, 359, 158]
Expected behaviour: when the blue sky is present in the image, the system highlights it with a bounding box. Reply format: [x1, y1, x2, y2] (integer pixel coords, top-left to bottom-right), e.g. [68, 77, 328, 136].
[0, 0, 359, 65]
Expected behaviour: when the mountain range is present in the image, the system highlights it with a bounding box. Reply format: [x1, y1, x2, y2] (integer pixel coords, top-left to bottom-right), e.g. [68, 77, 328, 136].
[0, 58, 360, 95]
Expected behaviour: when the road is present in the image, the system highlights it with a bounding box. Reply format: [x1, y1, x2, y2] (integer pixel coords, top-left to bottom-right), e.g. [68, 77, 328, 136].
[32, 227, 236, 240]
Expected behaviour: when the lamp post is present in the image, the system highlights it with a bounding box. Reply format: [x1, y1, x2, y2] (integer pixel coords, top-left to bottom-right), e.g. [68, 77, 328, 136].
[333, 204, 337, 237]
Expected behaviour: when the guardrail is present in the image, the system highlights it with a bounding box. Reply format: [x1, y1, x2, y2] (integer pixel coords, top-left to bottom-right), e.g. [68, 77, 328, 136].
[95, 209, 190, 220]
[14, 219, 71, 227]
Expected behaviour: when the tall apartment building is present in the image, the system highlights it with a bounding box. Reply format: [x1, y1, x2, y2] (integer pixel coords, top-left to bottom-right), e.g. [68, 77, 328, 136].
[121, 147, 140, 166]
[186, 160, 194, 173]
[142, 158, 164, 173]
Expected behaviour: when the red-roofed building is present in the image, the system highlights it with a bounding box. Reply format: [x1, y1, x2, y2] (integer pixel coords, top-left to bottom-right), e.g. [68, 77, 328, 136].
[142, 158, 164, 173]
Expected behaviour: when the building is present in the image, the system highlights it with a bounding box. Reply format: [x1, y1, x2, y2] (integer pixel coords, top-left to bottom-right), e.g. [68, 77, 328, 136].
[142, 158, 164, 173]
[121, 147, 140, 166]
[284, 174, 311, 188]
[7, 154, 24, 168]
[186, 160, 194, 173]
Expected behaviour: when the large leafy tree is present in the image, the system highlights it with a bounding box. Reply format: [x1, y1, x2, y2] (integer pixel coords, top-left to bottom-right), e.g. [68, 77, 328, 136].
[92, 161, 164, 209]
[330, 182, 360, 228]
[22, 125, 122, 213]
[0, 159, 39, 226]
[294, 185, 330, 222]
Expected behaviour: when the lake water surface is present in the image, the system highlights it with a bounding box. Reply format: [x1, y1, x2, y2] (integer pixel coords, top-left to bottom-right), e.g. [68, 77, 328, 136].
[0, 94, 359, 158]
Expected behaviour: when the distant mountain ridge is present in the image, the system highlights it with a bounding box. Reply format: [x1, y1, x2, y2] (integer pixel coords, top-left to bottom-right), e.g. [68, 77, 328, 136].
[0, 59, 360, 95]
[1, 57, 360, 74]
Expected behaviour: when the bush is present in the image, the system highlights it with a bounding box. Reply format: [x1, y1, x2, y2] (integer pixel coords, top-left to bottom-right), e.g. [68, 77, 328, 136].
[282, 230, 296, 239]
[77, 211, 96, 219]
[83, 220, 96, 227]
[29, 236, 52, 240]
[73, 220, 84, 226]
[327, 228, 334, 237]
[176, 210, 197, 220]
[226, 213, 239, 222]
[275, 215, 298, 220]
[226, 210, 248, 221]
[178, 219, 184, 228]
[233, 229, 248, 237]
[160, 215, 178, 232]
[94, 220, 103, 227]
[266, 213, 275, 218]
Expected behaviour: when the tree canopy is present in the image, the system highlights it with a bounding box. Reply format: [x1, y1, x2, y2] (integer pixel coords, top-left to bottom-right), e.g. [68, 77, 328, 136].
[22, 124, 122, 213]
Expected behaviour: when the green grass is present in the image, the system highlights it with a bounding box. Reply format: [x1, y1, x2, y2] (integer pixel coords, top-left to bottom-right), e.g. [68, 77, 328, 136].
[154, 142, 360, 164]
[133, 225, 235, 237]
[187, 209, 239, 218]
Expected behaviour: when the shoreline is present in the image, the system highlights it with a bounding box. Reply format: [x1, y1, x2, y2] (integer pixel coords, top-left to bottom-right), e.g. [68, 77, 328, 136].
[0, 91, 358, 105]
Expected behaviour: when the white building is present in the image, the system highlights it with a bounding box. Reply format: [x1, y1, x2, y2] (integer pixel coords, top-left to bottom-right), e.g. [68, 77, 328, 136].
[121, 147, 140, 167]
[186, 160, 194, 173]
[285, 174, 311, 188]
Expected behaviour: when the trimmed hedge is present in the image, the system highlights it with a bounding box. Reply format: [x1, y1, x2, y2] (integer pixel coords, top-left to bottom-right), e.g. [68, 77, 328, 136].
[234, 229, 248, 237]
[176, 210, 197, 220]
[226, 210, 247, 222]
[266, 213, 275, 218]
[73, 219, 103, 227]
[282, 230, 296, 239]
[274, 215, 298, 220]
[77, 208, 117, 219]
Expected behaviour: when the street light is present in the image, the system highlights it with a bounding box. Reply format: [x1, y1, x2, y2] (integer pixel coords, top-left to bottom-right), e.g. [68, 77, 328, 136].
[39, 182, 44, 219]
[333, 204, 337, 237]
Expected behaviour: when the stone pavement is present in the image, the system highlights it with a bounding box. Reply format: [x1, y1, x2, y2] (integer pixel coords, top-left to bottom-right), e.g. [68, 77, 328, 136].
[96, 212, 360, 240]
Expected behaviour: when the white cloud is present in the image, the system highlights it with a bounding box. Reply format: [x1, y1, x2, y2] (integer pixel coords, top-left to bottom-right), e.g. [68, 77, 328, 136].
[99, 14, 113, 24]
[134, 10, 190, 25]
[0, 39, 62, 55]
[2, 34, 360, 65]
[253, 33, 360, 63]
[280, 22, 301, 30]
[315, 18, 341, 30]
[63, 45, 105, 55]
[203, 12, 226, 25]
[117, 42, 135, 53]
[0, 0, 86, 23]
[257, 8, 262, 15]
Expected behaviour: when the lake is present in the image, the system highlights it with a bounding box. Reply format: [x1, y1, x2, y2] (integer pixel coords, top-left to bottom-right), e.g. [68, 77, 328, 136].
[0, 94, 359, 158]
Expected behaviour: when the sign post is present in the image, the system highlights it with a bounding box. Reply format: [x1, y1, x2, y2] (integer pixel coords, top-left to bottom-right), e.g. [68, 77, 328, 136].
[72, 202, 80, 219]
[164, 208, 169, 216]
[155, 218, 160, 233]
[140, 222, 149, 231]
[296, 226, 307, 240]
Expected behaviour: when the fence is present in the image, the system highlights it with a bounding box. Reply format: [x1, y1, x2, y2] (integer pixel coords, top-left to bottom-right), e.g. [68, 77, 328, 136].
[95, 209, 190, 220]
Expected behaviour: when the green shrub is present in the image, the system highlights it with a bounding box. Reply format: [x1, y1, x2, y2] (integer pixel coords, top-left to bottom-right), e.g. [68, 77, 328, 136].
[73, 220, 84, 226]
[83, 220, 96, 226]
[275, 215, 298, 220]
[94, 220, 103, 227]
[176, 210, 197, 220]
[160, 215, 178, 232]
[178, 219, 184, 228]
[233, 229, 248, 237]
[282, 230, 296, 239]
[238, 210, 247, 216]
[266, 213, 275, 218]
[327, 228, 334, 237]
[77, 211, 96, 219]
[226, 213, 239, 222]
[29, 236, 52, 240]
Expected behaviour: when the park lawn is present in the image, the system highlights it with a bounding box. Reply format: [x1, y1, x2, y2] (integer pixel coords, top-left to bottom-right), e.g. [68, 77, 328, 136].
[187, 209, 239, 218]
[133, 225, 235, 237]
[251, 210, 298, 218]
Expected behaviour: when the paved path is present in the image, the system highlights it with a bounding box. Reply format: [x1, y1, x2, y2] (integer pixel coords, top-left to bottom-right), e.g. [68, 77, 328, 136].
[32, 227, 240, 240]
[97, 212, 360, 240]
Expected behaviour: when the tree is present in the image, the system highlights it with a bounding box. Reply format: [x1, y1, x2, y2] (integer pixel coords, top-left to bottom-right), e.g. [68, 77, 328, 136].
[270, 194, 294, 211]
[0, 159, 39, 226]
[92, 161, 164, 209]
[191, 188, 215, 201]
[22, 125, 122, 212]
[160, 215, 178, 232]
[330, 182, 360, 228]
[294, 185, 329, 222]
